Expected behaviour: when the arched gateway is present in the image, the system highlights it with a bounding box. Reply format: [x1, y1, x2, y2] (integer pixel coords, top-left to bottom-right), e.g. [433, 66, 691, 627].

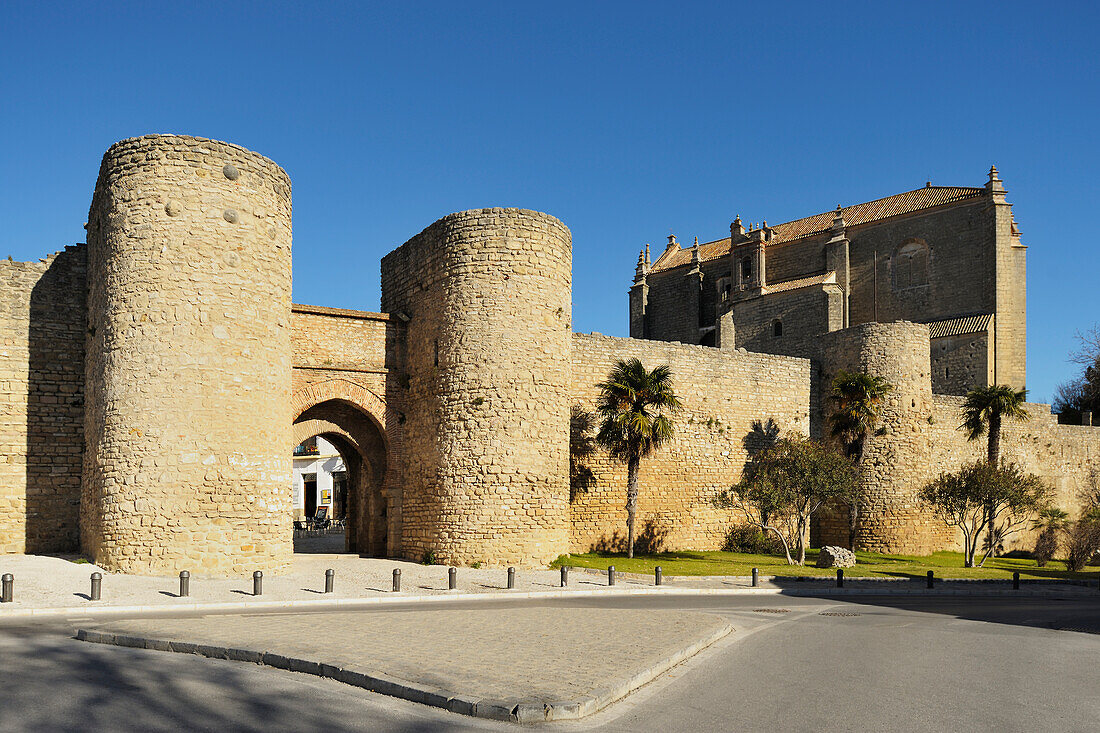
[290, 379, 394, 556]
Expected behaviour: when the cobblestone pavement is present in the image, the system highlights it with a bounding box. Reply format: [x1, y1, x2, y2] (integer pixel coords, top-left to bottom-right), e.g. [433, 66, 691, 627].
[78, 606, 733, 721]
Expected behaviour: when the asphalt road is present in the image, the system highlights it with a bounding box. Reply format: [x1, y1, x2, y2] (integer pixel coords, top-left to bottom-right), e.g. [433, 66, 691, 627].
[2, 593, 1098, 732]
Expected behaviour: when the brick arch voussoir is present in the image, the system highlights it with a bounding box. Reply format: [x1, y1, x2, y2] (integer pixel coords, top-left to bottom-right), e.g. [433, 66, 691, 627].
[291, 419, 360, 452]
[291, 378, 392, 448]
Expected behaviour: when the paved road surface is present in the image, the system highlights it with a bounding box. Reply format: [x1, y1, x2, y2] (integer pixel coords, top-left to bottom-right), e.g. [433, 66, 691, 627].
[2, 594, 1098, 732]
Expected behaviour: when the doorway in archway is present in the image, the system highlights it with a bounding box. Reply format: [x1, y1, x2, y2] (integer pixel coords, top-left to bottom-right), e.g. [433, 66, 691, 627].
[291, 398, 388, 556]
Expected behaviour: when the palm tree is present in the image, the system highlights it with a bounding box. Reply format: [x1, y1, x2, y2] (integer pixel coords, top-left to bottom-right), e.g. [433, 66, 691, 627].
[962, 384, 1030, 557]
[961, 384, 1030, 465]
[828, 370, 894, 549]
[594, 358, 681, 558]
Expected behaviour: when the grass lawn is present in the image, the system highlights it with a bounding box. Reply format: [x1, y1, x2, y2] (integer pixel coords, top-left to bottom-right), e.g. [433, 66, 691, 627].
[551, 549, 1100, 581]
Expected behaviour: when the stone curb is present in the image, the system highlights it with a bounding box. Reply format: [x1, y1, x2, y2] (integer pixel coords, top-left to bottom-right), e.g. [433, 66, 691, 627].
[2, 584, 1095, 622]
[74, 623, 734, 723]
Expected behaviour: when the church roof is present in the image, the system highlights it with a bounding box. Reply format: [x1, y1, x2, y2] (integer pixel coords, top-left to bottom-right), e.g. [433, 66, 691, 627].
[762, 270, 837, 294]
[927, 313, 993, 339]
[650, 185, 986, 273]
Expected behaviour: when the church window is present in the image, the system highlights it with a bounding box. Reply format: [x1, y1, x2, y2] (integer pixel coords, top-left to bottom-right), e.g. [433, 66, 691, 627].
[893, 239, 929, 289]
[773, 319, 783, 337]
[741, 256, 753, 283]
[718, 277, 732, 302]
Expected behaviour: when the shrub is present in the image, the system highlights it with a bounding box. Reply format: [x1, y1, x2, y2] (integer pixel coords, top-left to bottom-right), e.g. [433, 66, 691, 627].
[1032, 507, 1069, 567]
[723, 524, 784, 554]
[1033, 529, 1059, 567]
[1065, 510, 1100, 572]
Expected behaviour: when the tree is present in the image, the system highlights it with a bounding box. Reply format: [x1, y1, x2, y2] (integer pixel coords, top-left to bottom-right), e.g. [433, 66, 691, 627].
[719, 434, 859, 565]
[828, 370, 893, 549]
[919, 460, 1051, 567]
[1053, 325, 1100, 423]
[1066, 471, 1100, 571]
[594, 358, 681, 558]
[961, 385, 1030, 465]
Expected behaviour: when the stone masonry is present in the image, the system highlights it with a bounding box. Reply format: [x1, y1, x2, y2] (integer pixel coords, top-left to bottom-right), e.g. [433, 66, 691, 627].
[380, 209, 573, 567]
[0, 134, 1097, 572]
[82, 135, 294, 575]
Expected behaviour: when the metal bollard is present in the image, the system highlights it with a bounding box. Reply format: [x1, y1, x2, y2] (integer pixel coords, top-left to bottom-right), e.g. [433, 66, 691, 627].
[325, 568, 334, 594]
[179, 570, 190, 598]
[926, 570, 934, 589]
[752, 568, 759, 587]
[1013, 571, 1020, 590]
[836, 568, 844, 588]
[507, 567, 515, 589]
[90, 572, 102, 601]
[1, 574, 12, 603]
[655, 566, 662, 586]
[448, 567, 457, 590]
[253, 570, 263, 596]
[608, 566, 616, 587]
[393, 568, 401, 592]
[560, 565, 568, 588]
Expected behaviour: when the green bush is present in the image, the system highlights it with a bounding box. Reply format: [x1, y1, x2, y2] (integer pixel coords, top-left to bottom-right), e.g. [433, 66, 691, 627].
[1033, 528, 1060, 567]
[722, 524, 783, 554]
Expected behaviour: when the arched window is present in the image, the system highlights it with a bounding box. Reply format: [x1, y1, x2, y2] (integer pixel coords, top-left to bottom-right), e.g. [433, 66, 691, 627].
[773, 319, 783, 337]
[893, 239, 929, 290]
[741, 256, 753, 283]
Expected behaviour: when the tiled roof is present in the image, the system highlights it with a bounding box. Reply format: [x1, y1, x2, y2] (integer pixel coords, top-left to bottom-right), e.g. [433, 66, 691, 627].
[927, 313, 993, 339]
[762, 271, 836, 294]
[650, 185, 986, 272]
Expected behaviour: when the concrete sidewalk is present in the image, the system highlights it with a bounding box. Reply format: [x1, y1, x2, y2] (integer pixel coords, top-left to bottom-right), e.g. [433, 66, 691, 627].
[76, 606, 734, 723]
[1, 554, 1095, 621]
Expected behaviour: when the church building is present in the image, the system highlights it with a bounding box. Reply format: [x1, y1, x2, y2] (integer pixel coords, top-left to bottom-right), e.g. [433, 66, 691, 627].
[629, 167, 1026, 394]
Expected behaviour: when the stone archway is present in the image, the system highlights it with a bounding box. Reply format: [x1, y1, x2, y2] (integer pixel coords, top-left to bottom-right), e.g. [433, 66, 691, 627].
[291, 380, 390, 556]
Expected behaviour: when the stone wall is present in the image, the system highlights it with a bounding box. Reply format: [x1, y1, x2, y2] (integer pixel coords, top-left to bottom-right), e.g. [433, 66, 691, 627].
[569, 333, 813, 553]
[82, 135, 294, 575]
[927, 395, 1100, 550]
[930, 329, 992, 395]
[381, 208, 573, 567]
[845, 199, 994, 329]
[642, 264, 703, 344]
[0, 246, 86, 554]
[729, 283, 844, 360]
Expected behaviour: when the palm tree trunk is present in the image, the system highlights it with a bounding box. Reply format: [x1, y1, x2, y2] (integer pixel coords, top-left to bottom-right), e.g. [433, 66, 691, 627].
[626, 455, 640, 559]
[848, 437, 864, 550]
[988, 412, 1001, 465]
[984, 412, 1001, 556]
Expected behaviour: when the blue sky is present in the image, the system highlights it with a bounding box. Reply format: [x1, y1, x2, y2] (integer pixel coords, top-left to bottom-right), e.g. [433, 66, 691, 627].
[1, 1, 1097, 403]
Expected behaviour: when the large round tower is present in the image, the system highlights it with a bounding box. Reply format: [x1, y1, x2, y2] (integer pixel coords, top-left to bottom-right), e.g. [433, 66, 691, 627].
[82, 135, 293, 575]
[381, 208, 572, 566]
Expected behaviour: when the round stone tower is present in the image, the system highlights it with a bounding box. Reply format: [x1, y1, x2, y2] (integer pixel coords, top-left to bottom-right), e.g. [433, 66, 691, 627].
[820, 321, 952, 554]
[82, 135, 293, 575]
[381, 208, 572, 567]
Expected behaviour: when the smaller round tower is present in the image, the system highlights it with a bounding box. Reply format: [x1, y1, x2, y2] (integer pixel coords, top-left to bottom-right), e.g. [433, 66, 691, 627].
[381, 208, 573, 567]
[820, 321, 952, 554]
